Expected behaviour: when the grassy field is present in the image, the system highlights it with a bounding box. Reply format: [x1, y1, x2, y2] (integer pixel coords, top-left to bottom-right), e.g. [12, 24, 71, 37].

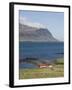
[19, 58, 64, 79]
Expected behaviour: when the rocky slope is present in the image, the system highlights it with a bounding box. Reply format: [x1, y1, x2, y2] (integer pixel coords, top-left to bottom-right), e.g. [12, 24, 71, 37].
[19, 23, 58, 42]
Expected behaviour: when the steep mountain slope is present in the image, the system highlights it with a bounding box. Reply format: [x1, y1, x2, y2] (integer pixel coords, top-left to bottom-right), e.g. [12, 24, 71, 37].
[19, 23, 58, 42]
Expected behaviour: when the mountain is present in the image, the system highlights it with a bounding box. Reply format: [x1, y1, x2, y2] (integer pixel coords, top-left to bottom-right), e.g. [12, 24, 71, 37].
[19, 23, 58, 42]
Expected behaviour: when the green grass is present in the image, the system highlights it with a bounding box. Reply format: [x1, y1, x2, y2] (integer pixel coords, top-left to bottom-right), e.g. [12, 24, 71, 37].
[19, 58, 64, 79]
[19, 64, 64, 79]
[54, 58, 64, 65]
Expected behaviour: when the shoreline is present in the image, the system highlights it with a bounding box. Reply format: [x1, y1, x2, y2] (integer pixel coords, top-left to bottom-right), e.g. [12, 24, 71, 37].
[19, 58, 64, 79]
[19, 41, 64, 43]
[19, 57, 64, 64]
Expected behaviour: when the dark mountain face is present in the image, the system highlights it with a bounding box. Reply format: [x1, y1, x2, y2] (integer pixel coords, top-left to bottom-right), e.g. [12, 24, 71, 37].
[19, 23, 58, 42]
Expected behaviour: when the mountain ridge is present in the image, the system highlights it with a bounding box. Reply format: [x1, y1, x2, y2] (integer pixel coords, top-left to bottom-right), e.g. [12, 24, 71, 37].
[19, 23, 58, 42]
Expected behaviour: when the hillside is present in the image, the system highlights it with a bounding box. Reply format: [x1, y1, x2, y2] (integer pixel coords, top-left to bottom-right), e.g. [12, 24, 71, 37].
[19, 23, 58, 42]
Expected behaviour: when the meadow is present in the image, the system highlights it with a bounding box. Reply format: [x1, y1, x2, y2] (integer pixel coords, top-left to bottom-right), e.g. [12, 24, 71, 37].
[19, 58, 64, 79]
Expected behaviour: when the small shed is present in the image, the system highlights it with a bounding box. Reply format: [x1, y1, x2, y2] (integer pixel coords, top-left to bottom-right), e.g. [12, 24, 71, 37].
[38, 64, 48, 68]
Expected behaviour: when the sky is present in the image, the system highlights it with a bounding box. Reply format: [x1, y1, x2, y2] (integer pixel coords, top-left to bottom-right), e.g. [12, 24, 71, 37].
[19, 10, 64, 41]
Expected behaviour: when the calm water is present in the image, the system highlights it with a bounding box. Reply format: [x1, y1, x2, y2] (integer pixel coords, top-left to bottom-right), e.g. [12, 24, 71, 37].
[19, 42, 64, 68]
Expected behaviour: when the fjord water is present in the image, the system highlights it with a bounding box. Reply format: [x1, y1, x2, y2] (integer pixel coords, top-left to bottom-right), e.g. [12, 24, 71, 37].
[19, 42, 64, 68]
[19, 42, 64, 59]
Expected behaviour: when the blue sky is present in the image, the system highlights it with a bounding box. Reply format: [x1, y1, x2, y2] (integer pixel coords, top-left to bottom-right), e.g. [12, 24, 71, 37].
[19, 10, 64, 41]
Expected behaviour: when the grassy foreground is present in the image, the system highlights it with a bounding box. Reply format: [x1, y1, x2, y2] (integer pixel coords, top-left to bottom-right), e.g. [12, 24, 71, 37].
[19, 58, 64, 79]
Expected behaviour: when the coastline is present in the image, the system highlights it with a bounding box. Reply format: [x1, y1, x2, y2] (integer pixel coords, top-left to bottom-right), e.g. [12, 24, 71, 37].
[19, 58, 64, 79]
[19, 40, 64, 43]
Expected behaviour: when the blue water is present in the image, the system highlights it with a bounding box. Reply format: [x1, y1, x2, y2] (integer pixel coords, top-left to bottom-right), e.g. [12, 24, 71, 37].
[20, 63, 38, 68]
[19, 42, 64, 68]
[19, 42, 64, 59]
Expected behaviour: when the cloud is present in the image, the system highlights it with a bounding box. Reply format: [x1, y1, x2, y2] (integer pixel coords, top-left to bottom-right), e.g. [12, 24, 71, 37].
[19, 16, 27, 24]
[19, 16, 47, 29]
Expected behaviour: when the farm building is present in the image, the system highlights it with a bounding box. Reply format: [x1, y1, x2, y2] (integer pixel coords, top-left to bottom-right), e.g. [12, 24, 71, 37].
[38, 64, 53, 69]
